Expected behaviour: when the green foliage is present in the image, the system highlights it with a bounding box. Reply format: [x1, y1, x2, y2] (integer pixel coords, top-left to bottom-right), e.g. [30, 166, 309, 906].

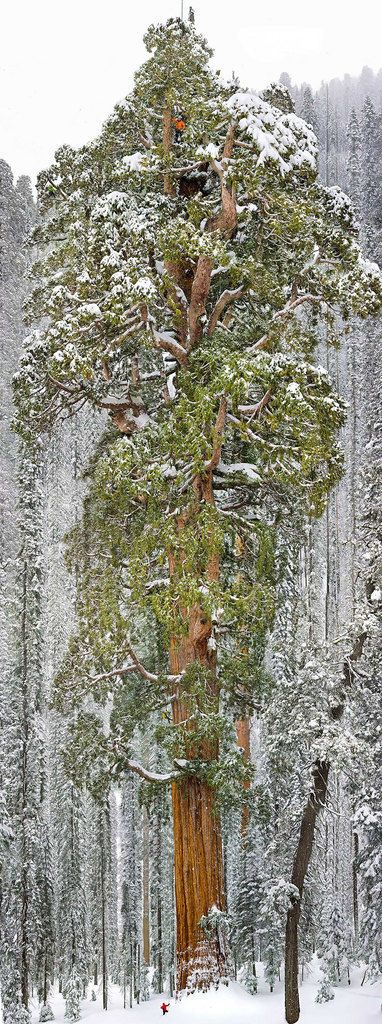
[13, 17, 382, 804]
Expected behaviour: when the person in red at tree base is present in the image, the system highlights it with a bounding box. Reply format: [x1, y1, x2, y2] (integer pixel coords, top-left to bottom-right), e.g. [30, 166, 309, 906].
[160, 1002, 170, 1015]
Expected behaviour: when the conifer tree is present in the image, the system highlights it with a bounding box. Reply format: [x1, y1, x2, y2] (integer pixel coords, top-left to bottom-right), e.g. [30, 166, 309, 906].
[360, 97, 382, 259]
[346, 109, 362, 218]
[13, 16, 382, 993]
[299, 86, 318, 134]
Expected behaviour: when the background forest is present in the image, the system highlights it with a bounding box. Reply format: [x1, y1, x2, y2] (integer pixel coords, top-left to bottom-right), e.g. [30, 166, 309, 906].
[0, 20, 381, 1024]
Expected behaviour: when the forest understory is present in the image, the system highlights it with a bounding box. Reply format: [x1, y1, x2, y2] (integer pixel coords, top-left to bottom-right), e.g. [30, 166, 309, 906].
[27, 972, 382, 1024]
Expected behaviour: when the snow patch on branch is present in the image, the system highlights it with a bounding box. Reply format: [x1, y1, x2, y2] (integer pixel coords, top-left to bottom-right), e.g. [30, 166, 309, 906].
[227, 91, 317, 173]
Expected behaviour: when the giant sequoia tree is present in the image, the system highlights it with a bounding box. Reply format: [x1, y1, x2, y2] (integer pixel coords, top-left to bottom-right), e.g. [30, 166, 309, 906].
[14, 16, 382, 992]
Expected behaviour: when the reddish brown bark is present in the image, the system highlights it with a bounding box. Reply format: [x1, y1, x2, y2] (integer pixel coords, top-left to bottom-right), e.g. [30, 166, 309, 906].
[170, 611, 227, 990]
[207, 125, 237, 238]
[171, 774, 227, 990]
[158, 118, 238, 992]
[188, 256, 214, 350]
[169, 470, 229, 990]
[163, 107, 175, 197]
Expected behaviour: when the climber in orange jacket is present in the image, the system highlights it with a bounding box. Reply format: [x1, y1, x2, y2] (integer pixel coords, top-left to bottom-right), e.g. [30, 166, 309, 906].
[173, 113, 186, 143]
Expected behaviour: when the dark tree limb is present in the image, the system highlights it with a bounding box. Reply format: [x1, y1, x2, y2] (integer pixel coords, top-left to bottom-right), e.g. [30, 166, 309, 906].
[285, 760, 330, 1024]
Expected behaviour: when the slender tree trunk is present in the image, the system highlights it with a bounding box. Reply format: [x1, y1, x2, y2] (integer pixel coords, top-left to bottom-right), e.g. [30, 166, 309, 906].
[352, 828, 359, 943]
[235, 718, 251, 836]
[157, 824, 163, 994]
[142, 808, 150, 965]
[135, 942, 139, 999]
[21, 558, 29, 1010]
[100, 836, 108, 1010]
[285, 761, 329, 1024]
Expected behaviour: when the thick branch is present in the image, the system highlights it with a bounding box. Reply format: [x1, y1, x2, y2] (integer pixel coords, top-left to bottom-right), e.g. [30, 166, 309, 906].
[126, 643, 182, 685]
[237, 388, 272, 419]
[89, 664, 138, 684]
[126, 759, 179, 784]
[207, 124, 237, 238]
[89, 645, 181, 688]
[163, 106, 176, 197]
[227, 413, 259, 443]
[207, 285, 246, 336]
[188, 255, 214, 349]
[204, 396, 228, 471]
[149, 321, 189, 367]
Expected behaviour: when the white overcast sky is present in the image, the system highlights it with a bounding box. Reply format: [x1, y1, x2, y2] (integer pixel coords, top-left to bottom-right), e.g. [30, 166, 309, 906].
[1, 0, 381, 185]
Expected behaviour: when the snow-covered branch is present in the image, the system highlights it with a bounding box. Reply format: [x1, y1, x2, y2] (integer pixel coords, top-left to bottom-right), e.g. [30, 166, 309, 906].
[125, 759, 179, 783]
[237, 388, 272, 419]
[88, 644, 182, 688]
[251, 294, 323, 352]
[207, 285, 246, 336]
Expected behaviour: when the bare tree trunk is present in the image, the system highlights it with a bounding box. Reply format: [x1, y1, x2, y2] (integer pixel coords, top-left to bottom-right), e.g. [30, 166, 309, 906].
[21, 558, 29, 1009]
[100, 836, 108, 1010]
[235, 718, 251, 836]
[170, 618, 227, 989]
[172, 773, 226, 989]
[352, 828, 359, 943]
[142, 807, 150, 965]
[285, 761, 329, 1024]
[163, 107, 175, 197]
[157, 822, 163, 993]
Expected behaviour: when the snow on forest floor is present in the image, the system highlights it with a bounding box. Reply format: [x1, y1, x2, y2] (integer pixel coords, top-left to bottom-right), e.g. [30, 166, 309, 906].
[27, 969, 382, 1024]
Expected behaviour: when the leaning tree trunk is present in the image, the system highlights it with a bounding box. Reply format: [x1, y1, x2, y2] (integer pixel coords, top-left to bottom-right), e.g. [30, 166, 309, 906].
[285, 760, 329, 1024]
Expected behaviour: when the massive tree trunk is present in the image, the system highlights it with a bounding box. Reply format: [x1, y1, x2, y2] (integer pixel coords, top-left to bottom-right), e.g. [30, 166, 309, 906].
[285, 760, 329, 1024]
[170, 605, 227, 990]
[169, 472, 229, 991]
[171, 774, 226, 990]
[155, 115, 238, 992]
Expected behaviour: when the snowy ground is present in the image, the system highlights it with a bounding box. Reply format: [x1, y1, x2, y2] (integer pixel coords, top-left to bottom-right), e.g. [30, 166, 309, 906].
[28, 969, 382, 1024]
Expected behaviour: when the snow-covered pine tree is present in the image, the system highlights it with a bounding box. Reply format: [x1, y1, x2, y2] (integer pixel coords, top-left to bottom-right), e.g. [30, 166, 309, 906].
[230, 834, 263, 992]
[316, 899, 350, 1000]
[148, 774, 175, 995]
[1, 450, 55, 1017]
[53, 753, 89, 1015]
[346, 109, 362, 219]
[0, 161, 40, 1024]
[351, 312, 382, 978]
[120, 773, 142, 1007]
[299, 87, 318, 134]
[360, 97, 382, 260]
[13, 16, 382, 994]
[85, 797, 112, 1009]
